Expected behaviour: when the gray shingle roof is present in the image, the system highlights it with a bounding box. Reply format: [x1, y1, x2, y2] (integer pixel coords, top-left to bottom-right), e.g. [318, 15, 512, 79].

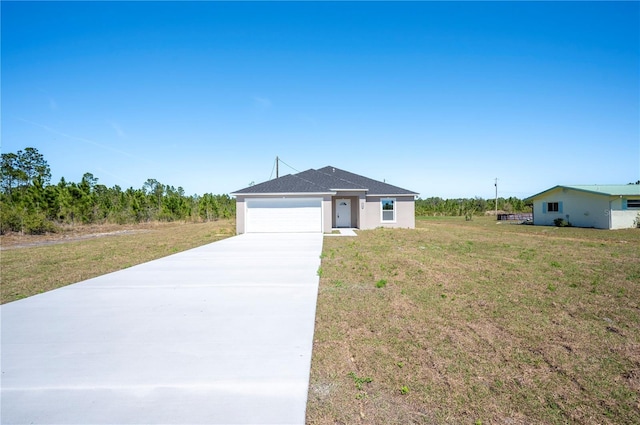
[232, 166, 418, 196]
[231, 173, 330, 194]
[316, 166, 417, 195]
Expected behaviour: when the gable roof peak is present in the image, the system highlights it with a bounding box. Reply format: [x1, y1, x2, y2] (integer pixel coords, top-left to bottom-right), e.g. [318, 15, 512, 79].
[316, 165, 418, 195]
[232, 165, 418, 196]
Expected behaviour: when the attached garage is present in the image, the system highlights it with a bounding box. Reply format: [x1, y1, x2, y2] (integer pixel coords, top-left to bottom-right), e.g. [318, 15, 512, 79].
[232, 165, 418, 234]
[245, 198, 323, 233]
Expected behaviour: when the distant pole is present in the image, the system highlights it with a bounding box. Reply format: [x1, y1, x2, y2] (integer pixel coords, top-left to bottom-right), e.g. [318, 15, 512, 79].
[276, 156, 279, 178]
[495, 178, 498, 218]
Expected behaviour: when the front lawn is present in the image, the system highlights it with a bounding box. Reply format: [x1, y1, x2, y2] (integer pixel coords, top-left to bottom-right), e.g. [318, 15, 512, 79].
[308, 217, 640, 424]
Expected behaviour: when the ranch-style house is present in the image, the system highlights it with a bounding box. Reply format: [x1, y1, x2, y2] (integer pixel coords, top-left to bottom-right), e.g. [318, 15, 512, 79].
[524, 184, 640, 229]
[231, 166, 418, 234]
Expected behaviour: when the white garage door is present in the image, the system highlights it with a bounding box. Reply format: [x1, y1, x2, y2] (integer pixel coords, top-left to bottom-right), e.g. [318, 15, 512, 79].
[245, 198, 323, 233]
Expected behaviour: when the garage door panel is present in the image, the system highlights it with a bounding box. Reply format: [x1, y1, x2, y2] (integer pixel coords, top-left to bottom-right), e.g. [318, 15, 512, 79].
[246, 198, 322, 233]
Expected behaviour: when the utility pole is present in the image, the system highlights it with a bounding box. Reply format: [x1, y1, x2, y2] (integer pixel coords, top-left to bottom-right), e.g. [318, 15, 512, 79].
[276, 156, 279, 178]
[495, 178, 498, 218]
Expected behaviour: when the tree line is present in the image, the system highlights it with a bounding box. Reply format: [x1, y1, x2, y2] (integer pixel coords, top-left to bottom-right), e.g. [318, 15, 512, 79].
[1, 147, 235, 234]
[1, 147, 534, 234]
[415, 196, 531, 217]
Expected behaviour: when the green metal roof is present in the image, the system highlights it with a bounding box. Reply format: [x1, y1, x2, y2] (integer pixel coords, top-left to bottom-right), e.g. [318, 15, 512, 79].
[565, 185, 640, 196]
[525, 184, 640, 201]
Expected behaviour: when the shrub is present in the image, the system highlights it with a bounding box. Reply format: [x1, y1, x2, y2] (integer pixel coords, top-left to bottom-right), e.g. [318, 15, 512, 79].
[22, 213, 58, 235]
[1, 209, 58, 235]
[0, 203, 23, 234]
[553, 218, 572, 227]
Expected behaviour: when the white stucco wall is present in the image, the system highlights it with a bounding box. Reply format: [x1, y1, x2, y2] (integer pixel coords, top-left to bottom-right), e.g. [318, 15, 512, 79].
[533, 188, 610, 228]
[610, 211, 639, 229]
[532, 188, 640, 229]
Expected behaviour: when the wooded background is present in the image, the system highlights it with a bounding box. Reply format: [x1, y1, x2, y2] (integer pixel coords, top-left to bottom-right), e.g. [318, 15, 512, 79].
[1, 148, 235, 234]
[1, 147, 530, 234]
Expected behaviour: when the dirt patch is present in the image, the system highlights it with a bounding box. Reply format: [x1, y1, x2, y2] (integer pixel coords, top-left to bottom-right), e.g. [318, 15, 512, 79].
[1, 229, 150, 250]
[0, 222, 184, 250]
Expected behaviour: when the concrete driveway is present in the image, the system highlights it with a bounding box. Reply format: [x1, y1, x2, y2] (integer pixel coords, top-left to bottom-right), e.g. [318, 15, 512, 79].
[1, 233, 323, 424]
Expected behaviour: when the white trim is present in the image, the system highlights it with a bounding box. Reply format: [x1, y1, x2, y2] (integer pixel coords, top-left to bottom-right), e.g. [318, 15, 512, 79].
[380, 198, 396, 223]
[244, 196, 325, 233]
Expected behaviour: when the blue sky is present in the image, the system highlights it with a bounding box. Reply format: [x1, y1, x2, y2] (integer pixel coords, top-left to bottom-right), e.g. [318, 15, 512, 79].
[2, 1, 639, 199]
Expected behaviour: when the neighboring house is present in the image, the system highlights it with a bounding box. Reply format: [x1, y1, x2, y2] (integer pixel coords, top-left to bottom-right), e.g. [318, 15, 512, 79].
[231, 166, 418, 234]
[524, 185, 640, 229]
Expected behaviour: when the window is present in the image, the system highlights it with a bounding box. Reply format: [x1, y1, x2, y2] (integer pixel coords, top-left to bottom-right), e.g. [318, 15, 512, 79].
[547, 202, 559, 212]
[381, 198, 395, 222]
[627, 199, 640, 208]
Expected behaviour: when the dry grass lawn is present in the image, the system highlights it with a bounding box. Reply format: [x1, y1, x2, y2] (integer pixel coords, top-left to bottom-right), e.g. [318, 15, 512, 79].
[307, 217, 640, 424]
[2, 217, 638, 423]
[1, 220, 235, 304]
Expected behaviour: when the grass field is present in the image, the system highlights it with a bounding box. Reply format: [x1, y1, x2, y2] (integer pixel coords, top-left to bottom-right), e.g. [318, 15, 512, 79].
[307, 217, 640, 424]
[2, 217, 638, 423]
[0, 220, 235, 304]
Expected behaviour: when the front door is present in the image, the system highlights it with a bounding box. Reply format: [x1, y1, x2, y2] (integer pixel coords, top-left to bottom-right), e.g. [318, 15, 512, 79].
[336, 199, 351, 228]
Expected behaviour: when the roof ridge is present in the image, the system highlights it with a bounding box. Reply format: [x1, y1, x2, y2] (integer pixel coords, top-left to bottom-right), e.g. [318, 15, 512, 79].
[320, 165, 418, 194]
[232, 165, 418, 195]
[315, 167, 367, 189]
[291, 169, 330, 191]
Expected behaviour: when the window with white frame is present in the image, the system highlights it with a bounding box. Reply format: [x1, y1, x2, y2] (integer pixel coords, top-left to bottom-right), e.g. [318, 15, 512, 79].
[381, 198, 395, 222]
[547, 202, 559, 212]
[627, 199, 640, 208]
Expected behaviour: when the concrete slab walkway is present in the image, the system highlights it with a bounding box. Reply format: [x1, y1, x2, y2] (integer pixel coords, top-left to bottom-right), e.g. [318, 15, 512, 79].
[1, 233, 323, 424]
[325, 228, 357, 237]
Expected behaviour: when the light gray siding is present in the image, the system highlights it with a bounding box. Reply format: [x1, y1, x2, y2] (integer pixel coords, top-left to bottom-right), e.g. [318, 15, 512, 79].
[331, 192, 367, 229]
[237, 193, 416, 234]
[235, 196, 246, 234]
[362, 196, 415, 229]
[321, 197, 333, 232]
